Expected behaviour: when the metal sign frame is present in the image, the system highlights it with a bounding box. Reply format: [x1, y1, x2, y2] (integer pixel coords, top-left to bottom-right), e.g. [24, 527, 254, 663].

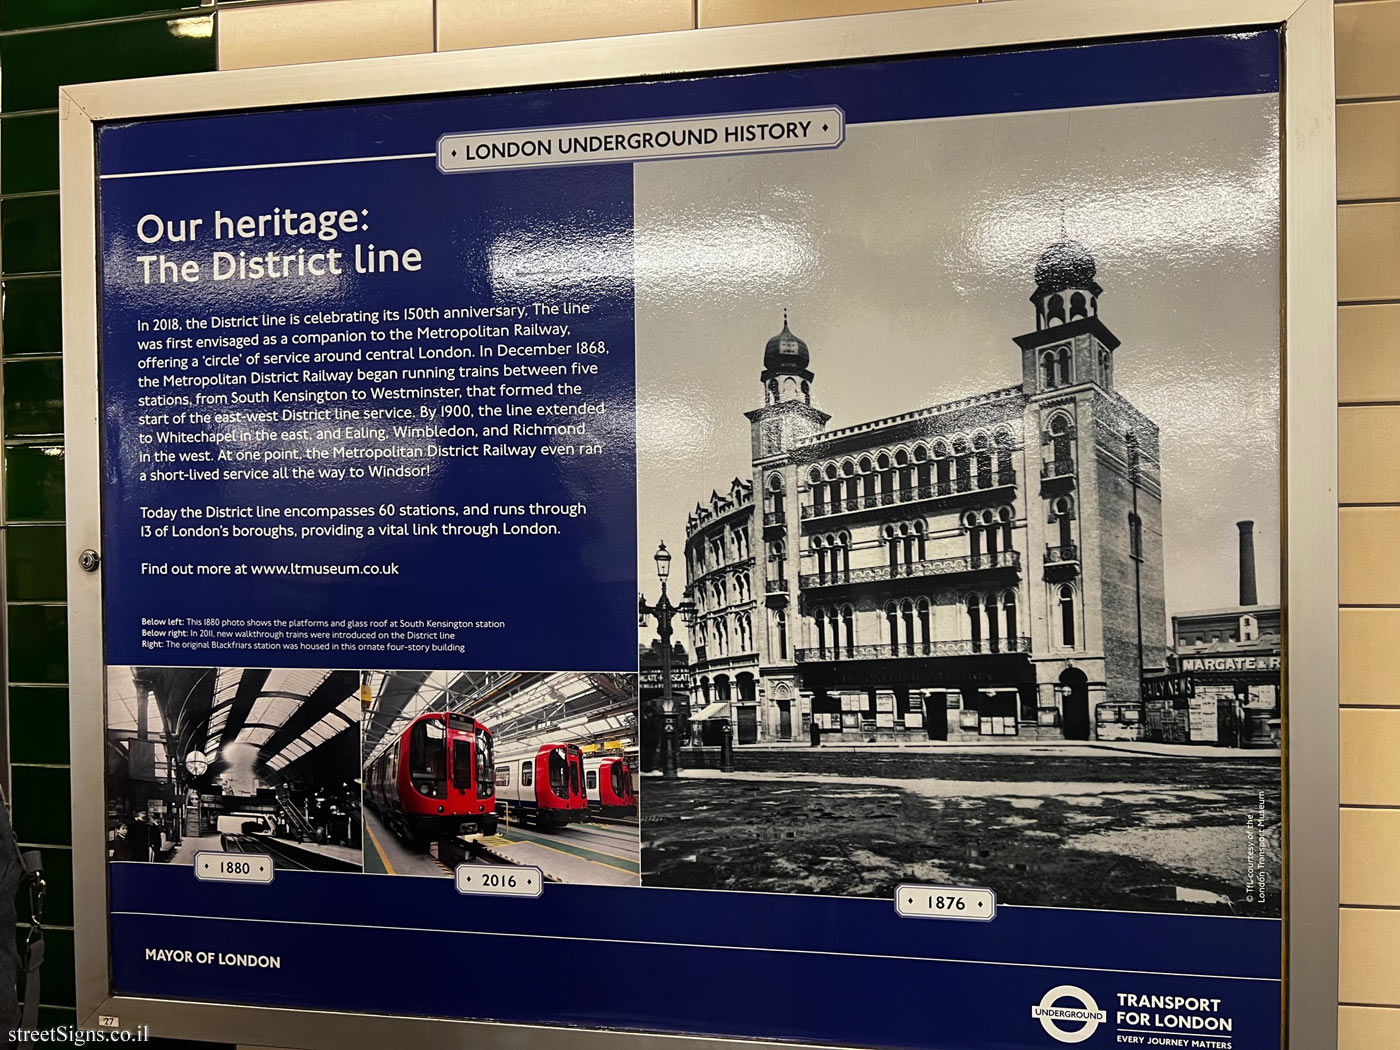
[59, 0, 1338, 1046]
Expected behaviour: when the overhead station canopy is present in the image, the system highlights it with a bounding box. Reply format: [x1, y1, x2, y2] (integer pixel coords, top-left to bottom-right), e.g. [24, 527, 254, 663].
[362, 671, 635, 767]
[106, 667, 360, 790]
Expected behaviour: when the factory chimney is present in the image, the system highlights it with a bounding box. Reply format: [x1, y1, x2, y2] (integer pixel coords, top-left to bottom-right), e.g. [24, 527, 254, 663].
[1237, 520, 1257, 607]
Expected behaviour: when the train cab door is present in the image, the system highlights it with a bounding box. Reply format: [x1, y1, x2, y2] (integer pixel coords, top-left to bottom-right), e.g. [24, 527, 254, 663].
[449, 733, 472, 803]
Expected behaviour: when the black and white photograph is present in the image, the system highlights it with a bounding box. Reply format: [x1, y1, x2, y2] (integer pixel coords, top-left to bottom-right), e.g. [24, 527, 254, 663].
[104, 666, 363, 871]
[635, 94, 1283, 915]
[361, 670, 640, 884]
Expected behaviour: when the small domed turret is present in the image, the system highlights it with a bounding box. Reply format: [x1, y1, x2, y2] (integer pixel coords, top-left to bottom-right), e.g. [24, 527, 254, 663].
[764, 313, 809, 373]
[1034, 239, 1099, 297]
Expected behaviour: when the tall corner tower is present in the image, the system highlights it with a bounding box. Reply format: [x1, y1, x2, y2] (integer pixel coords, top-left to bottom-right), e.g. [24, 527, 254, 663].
[745, 312, 831, 462]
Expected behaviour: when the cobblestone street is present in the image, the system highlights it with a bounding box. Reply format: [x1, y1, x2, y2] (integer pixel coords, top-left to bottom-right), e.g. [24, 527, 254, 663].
[641, 748, 1280, 915]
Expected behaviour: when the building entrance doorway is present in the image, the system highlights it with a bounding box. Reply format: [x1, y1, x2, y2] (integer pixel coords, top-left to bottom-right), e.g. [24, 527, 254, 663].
[1060, 668, 1090, 740]
[778, 700, 792, 740]
[737, 706, 758, 744]
[922, 693, 948, 741]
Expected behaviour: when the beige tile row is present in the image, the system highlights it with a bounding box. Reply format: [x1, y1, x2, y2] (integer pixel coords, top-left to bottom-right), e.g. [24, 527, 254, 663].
[1341, 1005, 1400, 1050]
[218, 0, 986, 69]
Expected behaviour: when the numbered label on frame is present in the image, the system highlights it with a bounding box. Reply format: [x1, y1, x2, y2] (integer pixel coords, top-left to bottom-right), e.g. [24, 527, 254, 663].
[895, 883, 996, 921]
[456, 864, 543, 898]
[195, 851, 274, 885]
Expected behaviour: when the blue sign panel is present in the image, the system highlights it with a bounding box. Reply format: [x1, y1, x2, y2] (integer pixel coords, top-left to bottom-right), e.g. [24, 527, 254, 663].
[99, 30, 1285, 1050]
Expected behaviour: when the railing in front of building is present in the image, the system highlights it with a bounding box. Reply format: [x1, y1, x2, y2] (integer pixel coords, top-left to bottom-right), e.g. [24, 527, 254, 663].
[799, 550, 1021, 589]
[1041, 458, 1076, 480]
[799, 473, 1017, 521]
[795, 637, 1033, 661]
[1045, 544, 1079, 564]
[765, 577, 789, 593]
[763, 510, 786, 526]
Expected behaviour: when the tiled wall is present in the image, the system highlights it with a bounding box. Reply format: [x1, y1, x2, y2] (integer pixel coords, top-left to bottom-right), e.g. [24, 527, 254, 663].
[1, 0, 219, 1036]
[1337, 2, 1400, 1046]
[0, 0, 1374, 1044]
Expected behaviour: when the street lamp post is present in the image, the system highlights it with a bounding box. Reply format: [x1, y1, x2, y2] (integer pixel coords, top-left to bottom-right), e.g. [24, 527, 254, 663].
[639, 541, 695, 780]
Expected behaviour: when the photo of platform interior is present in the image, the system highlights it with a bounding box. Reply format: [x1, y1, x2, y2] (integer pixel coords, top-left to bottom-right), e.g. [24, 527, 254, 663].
[361, 671, 639, 884]
[105, 666, 363, 872]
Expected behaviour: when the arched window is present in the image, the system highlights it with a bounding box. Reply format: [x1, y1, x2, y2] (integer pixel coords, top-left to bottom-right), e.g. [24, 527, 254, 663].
[995, 431, 1014, 485]
[1128, 511, 1142, 560]
[699, 675, 710, 702]
[1054, 496, 1074, 551]
[841, 605, 855, 655]
[901, 600, 916, 656]
[885, 526, 900, 574]
[1100, 348, 1112, 386]
[1042, 351, 1057, 389]
[917, 597, 931, 652]
[966, 595, 982, 653]
[1049, 415, 1073, 468]
[954, 439, 972, 492]
[767, 379, 779, 404]
[1070, 292, 1087, 320]
[914, 520, 927, 562]
[984, 594, 1000, 653]
[837, 532, 852, 578]
[886, 601, 900, 655]
[1059, 585, 1076, 648]
[1056, 345, 1071, 385]
[1047, 294, 1065, 325]
[828, 607, 841, 659]
[813, 608, 827, 654]
[801, 379, 810, 405]
[775, 607, 788, 660]
[974, 434, 993, 489]
[1003, 590, 1018, 648]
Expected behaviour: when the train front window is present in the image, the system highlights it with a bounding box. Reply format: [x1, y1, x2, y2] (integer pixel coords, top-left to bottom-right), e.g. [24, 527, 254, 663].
[450, 738, 471, 791]
[408, 719, 446, 798]
[548, 749, 568, 797]
[475, 728, 494, 798]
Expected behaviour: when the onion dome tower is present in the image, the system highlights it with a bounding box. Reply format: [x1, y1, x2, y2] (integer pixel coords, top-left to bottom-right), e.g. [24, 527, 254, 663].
[1014, 239, 1120, 395]
[746, 311, 830, 459]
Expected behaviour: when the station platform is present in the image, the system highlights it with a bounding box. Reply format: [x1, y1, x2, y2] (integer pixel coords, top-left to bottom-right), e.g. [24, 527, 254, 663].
[168, 832, 361, 871]
[362, 808, 454, 877]
[486, 819, 639, 887]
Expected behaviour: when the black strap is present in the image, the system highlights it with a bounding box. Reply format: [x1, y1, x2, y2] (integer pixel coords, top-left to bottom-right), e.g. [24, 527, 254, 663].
[19, 850, 44, 1028]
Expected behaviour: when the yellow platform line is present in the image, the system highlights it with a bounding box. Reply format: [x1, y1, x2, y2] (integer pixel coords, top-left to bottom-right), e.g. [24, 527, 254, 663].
[503, 836, 638, 877]
[365, 819, 396, 875]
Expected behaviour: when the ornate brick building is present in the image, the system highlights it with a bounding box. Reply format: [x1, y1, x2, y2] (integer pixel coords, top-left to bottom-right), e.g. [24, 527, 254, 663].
[681, 241, 1167, 744]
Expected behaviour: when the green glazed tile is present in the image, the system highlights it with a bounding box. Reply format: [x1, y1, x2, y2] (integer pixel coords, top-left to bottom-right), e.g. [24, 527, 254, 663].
[7, 525, 66, 601]
[4, 443, 64, 521]
[4, 357, 63, 437]
[0, 113, 57, 195]
[2, 0, 202, 32]
[10, 764, 71, 846]
[8, 603, 67, 684]
[2, 277, 61, 356]
[0, 15, 215, 113]
[10, 843, 72, 927]
[35, 1006, 76, 1030]
[1, 195, 59, 274]
[8, 685, 69, 765]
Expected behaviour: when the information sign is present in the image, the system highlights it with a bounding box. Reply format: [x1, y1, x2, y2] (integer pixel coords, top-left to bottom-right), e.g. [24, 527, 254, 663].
[62, 3, 1338, 1048]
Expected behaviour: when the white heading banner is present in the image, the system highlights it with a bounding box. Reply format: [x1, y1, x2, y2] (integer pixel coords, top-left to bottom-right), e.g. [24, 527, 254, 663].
[437, 106, 845, 174]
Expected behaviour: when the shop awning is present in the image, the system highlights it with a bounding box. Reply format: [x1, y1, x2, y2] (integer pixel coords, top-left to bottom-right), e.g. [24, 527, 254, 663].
[691, 702, 729, 720]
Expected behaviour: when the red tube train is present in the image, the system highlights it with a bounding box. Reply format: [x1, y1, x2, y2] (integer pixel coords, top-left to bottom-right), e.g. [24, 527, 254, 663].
[583, 752, 636, 818]
[495, 742, 588, 828]
[364, 712, 498, 849]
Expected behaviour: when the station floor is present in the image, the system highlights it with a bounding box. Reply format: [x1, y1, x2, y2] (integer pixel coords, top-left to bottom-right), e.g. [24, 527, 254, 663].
[168, 832, 363, 870]
[362, 807, 639, 885]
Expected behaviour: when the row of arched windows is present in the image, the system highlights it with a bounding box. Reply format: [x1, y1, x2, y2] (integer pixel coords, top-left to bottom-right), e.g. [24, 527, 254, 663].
[691, 610, 755, 658]
[686, 524, 751, 578]
[804, 434, 1017, 516]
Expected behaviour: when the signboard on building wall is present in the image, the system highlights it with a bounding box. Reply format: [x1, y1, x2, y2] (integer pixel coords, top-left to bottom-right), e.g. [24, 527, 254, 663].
[61, 2, 1339, 1048]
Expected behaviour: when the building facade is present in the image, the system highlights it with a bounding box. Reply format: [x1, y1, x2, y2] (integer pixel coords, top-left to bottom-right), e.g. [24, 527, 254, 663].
[681, 241, 1168, 743]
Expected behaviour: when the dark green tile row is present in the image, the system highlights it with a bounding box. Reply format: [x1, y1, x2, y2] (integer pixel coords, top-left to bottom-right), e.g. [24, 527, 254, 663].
[1, 0, 200, 33]
[10, 763, 70, 845]
[4, 356, 62, 436]
[0, 112, 58, 195]
[8, 603, 66, 684]
[7, 525, 66, 600]
[5, 442, 64, 520]
[0, 14, 216, 113]
[2, 194, 59, 273]
[3, 277, 62, 356]
[8, 686, 68, 764]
